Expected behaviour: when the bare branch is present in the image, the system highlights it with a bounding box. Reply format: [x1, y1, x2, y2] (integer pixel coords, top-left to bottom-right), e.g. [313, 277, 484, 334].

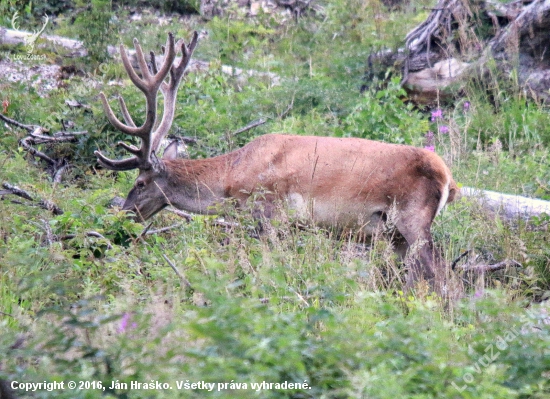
[146, 224, 182, 235]
[180, 136, 198, 145]
[165, 207, 193, 222]
[20, 137, 56, 165]
[60, 231, 113, 250]
[38, 199, 64, 215]
[30, 129, 84, 144]
[458, 259, 522, 273]
[138, 221, 155, 239]
[291, 289, 311, 306]
[451, 250, 471, 270]
[0, 112, 36, 132]
[4, 112, 87, 182]
[278, 98, 294, 119]
[2, 183, 34, 201]
[162, 254, 192, 288]
[1, 183, 63, 215]
[232, 118, 268, 136]
[40, 218, 55, 246]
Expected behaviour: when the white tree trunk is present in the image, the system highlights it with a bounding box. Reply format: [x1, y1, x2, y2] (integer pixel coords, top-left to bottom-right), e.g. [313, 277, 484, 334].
[462, 186, 550, 221]
[0, 28, 281, 87]
[0, 27, 91, 57]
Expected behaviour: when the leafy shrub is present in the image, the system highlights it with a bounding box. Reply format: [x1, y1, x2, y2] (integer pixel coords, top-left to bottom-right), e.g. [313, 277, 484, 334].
[73, 0, 114, 63]
[117, 0, 199, 14]
[338, 77, 427, 144]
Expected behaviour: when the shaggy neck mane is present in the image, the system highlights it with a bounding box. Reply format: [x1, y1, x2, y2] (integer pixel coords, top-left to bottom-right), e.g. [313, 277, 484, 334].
[164, 154, 233, 188]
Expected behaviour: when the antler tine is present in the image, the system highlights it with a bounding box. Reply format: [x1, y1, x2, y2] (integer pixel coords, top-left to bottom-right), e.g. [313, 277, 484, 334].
[119, 44, 148, 93]
[94, 150, 140, 171]
[116, 33, 176, 132]
[95, 92, 147, 170]
[118, 96, 136, 127]
[173, 31, 199, 83]
[151, 31, 199, 153]
[149, 50, 158, 75]
[153, 33, 177, 87]
[99, 92, 144, 137]
[117, 141, 141, 155]
[132, 38, 152, 82]
[183, 31, 200, 61]
[96, 34, 179, 171]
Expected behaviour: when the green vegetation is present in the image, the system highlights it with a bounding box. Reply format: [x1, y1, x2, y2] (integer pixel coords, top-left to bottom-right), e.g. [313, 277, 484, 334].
[1, 0, 549, 398]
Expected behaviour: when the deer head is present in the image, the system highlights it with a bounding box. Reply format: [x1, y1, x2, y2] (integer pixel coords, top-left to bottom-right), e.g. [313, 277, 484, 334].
[95, 32, 198, 220]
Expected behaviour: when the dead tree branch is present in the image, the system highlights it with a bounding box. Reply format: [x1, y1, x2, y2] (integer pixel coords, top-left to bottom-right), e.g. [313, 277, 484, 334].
[278, 98, 294, 119]
[0, 112, 36, 132]
[162, 254, 192, 288]
[1, 113, 88, 183]
[369, 0, 550, 104]
[1, 182, 63, 215]
[146, 224, 183, 235]
[59, 231, 113, 250]
[165, 207, 194, 222]
[53, 164, 69, 184]
[20, 135, 57, 166]
[458, 259, 522, 273]
[451, 250, 471, 270]
[38, 199, 64, 215]
[232, 118, 268, 136]
[1, 182, 34, 201]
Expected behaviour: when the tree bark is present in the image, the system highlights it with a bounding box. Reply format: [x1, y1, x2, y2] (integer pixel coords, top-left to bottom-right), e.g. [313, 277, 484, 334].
[366, 0, 550, 105]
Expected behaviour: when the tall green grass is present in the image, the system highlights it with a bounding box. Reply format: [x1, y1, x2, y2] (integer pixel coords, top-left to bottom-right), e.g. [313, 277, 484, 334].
[1, 0, 550, 397]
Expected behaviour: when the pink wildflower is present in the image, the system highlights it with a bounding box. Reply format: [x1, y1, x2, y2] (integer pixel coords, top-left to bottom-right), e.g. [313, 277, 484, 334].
[424, 145, 435, 152]
[439, 125, 449, 134]
[430, 109, 443, 121]
[117, 313, 137, 334]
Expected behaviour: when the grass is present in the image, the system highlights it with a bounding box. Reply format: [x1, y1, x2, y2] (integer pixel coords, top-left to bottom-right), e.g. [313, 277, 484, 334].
[1, 0, 550, 398]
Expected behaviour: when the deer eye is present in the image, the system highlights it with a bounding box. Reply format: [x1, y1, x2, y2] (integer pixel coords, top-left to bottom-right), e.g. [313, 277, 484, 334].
[136, 181, 145, 189]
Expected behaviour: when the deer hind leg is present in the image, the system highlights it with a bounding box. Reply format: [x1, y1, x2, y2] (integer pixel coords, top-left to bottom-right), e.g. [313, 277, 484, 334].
[394, 207, 445, 293]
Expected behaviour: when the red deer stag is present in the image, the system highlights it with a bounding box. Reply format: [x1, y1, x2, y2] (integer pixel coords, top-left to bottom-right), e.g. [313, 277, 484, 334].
[95, 32, 459, 291]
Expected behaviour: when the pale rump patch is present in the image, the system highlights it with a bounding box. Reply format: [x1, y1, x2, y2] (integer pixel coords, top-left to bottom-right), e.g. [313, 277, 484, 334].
[436, 177, 451, 216]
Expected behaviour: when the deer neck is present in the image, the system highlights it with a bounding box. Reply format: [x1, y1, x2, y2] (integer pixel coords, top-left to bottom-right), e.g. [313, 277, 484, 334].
[163, 155, 231, 214]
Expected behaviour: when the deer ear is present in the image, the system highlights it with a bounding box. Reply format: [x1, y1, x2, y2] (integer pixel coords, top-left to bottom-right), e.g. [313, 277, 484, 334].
[163, 140, 178, 161]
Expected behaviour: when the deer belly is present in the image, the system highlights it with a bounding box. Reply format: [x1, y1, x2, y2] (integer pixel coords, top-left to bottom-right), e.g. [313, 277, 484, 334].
[284, 193, 382, 234]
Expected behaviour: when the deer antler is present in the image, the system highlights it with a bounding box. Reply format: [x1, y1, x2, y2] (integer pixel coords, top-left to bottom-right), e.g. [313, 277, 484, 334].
[95, 31, 198, 171]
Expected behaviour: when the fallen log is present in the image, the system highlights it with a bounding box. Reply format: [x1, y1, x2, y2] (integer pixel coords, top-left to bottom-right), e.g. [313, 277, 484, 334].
[0, 27, 90, 57]
[461, 186, 550, 221]
[0, 28, 281, 87]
